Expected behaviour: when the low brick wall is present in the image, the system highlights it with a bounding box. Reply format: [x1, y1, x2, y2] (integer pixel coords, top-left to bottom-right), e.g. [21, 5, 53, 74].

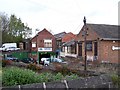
[2, 74, 117, 89]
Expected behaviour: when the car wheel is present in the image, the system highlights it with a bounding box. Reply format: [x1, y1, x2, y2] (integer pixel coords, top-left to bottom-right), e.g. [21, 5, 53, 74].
[45, 64, 48, 66]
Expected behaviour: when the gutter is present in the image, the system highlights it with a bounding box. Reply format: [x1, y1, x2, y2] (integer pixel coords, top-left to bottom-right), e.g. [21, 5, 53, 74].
[100, 38, 120, 41]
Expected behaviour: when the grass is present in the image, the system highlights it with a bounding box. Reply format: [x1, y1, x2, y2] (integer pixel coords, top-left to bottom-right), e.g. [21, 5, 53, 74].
[111, 74, 120, 88]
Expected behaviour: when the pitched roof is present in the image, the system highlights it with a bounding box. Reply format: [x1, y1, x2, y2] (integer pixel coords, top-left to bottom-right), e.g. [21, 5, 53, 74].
[87, 24, 119, 40]
[63, 39, 75, 46]
[62, 32, 76, 42]
[31, 28, 53, 40]
[54, 32, 66, 38]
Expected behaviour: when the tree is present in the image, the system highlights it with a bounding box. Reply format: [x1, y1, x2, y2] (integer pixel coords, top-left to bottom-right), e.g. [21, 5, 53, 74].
[0, 12, 9, 32]
[9, 14, 32, 42]
[0, 12, 9, 44]
[0, 12, 32, 44]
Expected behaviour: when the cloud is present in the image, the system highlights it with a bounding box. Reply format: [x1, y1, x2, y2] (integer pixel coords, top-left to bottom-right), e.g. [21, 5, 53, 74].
[0, 0, 119, 37]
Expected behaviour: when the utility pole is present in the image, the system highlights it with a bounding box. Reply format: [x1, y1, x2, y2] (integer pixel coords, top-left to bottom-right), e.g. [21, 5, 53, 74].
[83, 16, 87, 71]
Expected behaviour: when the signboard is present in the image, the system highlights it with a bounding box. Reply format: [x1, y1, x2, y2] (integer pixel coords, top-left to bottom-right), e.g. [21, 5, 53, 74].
[44, 39, 52, 42]
[38, 48, 52, 52]
[112, 46, 120, 50]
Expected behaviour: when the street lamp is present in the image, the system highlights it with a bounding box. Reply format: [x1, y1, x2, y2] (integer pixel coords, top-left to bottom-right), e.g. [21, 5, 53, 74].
[83, 16, 87, 71]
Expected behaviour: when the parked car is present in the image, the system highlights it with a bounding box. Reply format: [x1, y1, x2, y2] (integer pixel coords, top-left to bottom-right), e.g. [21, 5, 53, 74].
[51, 58, 68, 64]
[40, 58, 50, 66]
[21, 58, 34, 63]
[41, 58, 67, 66]
[5, 54, 19, 62]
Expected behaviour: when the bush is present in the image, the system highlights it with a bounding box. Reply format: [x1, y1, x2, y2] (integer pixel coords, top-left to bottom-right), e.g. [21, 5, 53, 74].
[2, 60, 12, 67]
[11, 62, 28, 68]
[53, 73, 63, 81]
[2, 66, 42, 86]
[111, 74, 120, 88]
[2, 66, 80, 86]
[27, 63, 43, 71]
[37, 72, 54, 82]
[53, 63, 71, 75]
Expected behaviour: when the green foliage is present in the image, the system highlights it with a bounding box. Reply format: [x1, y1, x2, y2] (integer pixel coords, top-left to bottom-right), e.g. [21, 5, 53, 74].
[111, 74, 120, 87]
[2, 66, 80, 86]
[2, 67, 41, 86]
[0, 12, 31, 43]
[37, 72, 54, 82]
[53, 73, 64, 81]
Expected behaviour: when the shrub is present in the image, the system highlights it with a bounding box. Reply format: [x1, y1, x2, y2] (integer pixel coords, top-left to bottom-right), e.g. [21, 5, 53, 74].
[27, 63, 43, 71]
[54, 63, 71, 75]
[53, 73, 64, 81]
[2, 66, 80, 86]
[2, 66, 42, 86]
[11, 62, 28, 68]
[2, 60, 12, 67]
[37, 72, 54, 82]
[111, 74, 120, 88]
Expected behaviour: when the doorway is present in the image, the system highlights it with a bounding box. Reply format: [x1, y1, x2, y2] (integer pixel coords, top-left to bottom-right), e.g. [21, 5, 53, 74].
[78, 43, 82, 56]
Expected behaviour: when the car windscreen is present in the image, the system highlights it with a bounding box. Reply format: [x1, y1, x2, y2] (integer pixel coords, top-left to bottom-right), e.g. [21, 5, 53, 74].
[7, 55, 12, 57]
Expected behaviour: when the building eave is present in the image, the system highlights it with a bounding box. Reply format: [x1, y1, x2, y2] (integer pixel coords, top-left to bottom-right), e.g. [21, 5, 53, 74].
[100, 38, 120, 41]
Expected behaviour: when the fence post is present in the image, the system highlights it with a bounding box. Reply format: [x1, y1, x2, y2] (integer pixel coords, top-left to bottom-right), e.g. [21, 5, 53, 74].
[43, 82, 46, 90]
[63, 80, 69, 89]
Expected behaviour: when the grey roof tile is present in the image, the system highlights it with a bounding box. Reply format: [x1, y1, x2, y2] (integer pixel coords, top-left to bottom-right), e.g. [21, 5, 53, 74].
[87, 24, 119, 40]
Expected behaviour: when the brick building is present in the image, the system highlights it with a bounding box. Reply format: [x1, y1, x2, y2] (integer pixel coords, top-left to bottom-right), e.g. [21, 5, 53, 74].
[54, 32, 76, 58]
[75, 23, 119, 63]
[30, 28, 56, 63]
[54, 32, 66, 51]
[62, 32, 76, 43]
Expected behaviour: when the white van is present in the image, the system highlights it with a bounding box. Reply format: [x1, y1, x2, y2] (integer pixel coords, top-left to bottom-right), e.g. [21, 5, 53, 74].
[0, 43, 20, 51]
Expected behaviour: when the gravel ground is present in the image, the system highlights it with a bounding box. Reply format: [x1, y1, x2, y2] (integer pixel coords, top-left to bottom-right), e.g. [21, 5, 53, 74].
[40, 57, 118, 75]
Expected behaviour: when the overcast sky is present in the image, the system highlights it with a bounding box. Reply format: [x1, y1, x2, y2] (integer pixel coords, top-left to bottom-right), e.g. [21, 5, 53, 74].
[0, 0, 119, 37]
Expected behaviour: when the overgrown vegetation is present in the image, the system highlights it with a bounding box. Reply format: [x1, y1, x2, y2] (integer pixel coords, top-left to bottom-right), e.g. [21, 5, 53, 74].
[2, 60, 13, 67]
[2, 66, 79, 86]
[27, 63, 43, 71]
[111, 74, 120, 88]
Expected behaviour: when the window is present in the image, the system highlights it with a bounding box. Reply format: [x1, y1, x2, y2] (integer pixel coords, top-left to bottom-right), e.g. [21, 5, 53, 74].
[44, 39, 52, 47]
[67, 46, 71, 53]
[62, 46, 65, 52]
[86, 41, 92, 51]
[44, 42, 52, 47]
[32, 42, 36, 47]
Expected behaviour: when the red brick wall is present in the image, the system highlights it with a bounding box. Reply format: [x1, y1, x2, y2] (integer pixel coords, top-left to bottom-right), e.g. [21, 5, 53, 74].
[76, 26, 99, 60]
[76, 25, 119, 63]
[98, 40, 119, 63]
[75, 25, 99, 41]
